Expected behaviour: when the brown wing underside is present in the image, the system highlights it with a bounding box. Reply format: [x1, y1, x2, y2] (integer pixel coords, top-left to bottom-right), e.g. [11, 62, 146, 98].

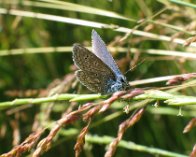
[72, 44, 115, 78]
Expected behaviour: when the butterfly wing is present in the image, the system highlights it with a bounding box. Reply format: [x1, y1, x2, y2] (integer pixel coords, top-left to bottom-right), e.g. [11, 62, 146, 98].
[76, 70, 113, 94]
[91, 30, 122, 76]
[73, 44, 115, 76]
[72, 44, 115, 93]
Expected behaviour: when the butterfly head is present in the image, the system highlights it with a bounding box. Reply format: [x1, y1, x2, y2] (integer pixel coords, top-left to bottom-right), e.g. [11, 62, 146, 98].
[108, 74, 130, 93]
[116, 75, 130, 90]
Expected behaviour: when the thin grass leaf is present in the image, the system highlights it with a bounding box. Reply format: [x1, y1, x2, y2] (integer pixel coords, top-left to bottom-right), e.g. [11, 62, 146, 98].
[169, 0, 196, 9]
[165, 97, 196, 106]
[85, 135, 189, 157]
[1, 47, 196, 60]
[1, 8, 196, 48]
[3, 0, 135, 22]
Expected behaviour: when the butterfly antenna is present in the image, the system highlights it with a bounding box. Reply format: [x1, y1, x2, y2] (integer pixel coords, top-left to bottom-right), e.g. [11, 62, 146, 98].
[125, 58, 146, 76]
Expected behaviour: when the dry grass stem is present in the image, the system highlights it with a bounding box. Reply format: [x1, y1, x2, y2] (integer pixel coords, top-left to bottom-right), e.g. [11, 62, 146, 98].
[166, 73, 196, 85]
[183, 118, 196, 133]
[190, 144, 196, 157]
[74, 120, 91, 157]
[104, 108, 145, 157]
[0, 130, 43, 157]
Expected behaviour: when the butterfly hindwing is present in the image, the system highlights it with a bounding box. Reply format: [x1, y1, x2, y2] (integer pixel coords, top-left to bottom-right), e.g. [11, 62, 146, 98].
[76, 70, 112, 94]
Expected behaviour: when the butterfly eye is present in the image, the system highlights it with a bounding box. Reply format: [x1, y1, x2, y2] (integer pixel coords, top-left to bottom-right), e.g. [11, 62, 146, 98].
[119, 76, 126, 83]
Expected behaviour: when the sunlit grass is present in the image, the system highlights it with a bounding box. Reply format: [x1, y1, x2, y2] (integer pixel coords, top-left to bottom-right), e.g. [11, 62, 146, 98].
[0, 0, 196, 157]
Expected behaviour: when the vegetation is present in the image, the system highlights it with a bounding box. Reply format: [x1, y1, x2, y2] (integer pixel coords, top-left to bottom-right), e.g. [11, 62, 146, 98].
[0, 0, 196, 157]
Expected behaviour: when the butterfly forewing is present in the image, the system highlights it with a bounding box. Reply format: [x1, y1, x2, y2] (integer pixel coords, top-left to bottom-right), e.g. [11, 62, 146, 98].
[91, 30, 122, 76]
[73, 44, 115, 77]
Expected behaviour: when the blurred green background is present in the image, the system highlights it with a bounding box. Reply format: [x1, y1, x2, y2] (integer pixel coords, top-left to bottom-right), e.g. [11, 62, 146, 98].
[0, 0, 196, 157]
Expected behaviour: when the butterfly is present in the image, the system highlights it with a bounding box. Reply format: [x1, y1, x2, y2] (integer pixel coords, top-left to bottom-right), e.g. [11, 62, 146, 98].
[72, 30, 130, 94]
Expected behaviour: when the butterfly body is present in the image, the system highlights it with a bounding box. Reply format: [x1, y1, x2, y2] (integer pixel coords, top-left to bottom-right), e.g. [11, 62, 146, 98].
[72, 30, 130, 94]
